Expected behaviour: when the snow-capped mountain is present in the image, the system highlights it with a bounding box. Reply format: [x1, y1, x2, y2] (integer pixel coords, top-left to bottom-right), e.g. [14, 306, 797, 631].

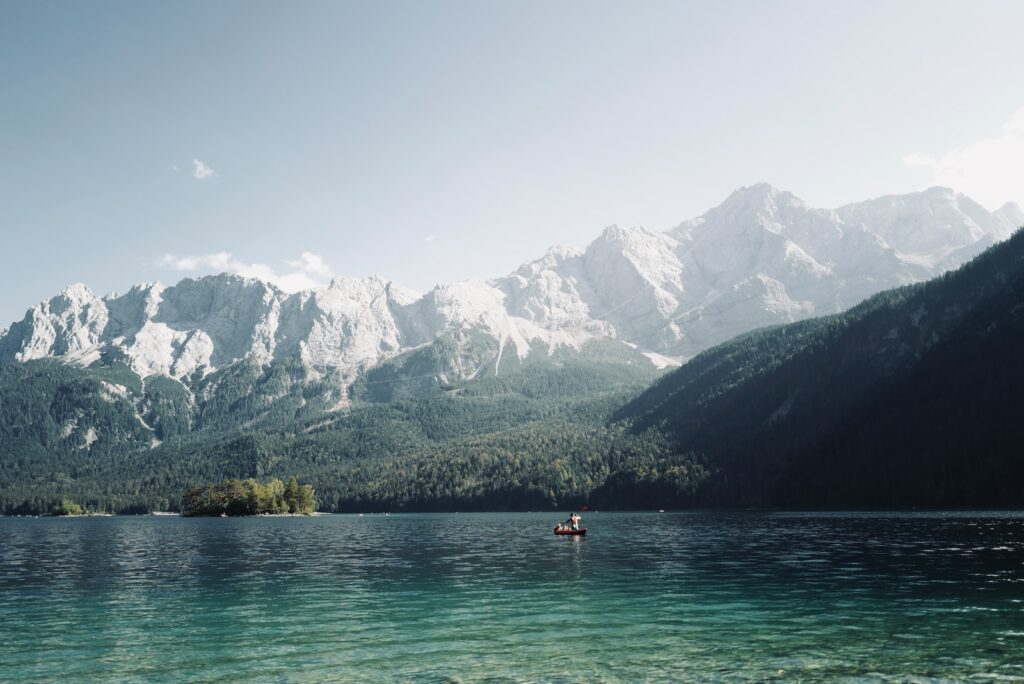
[493, 184, 1020, 358]
[1, 184, 1019, 382]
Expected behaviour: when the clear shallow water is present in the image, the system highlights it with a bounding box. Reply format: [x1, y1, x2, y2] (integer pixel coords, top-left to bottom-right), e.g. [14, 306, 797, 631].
[2, 512, 1024, 683]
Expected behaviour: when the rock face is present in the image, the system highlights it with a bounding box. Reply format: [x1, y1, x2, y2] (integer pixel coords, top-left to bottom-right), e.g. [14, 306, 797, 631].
[1, 185, 1019, 379]
[493, 184, 1020, 358]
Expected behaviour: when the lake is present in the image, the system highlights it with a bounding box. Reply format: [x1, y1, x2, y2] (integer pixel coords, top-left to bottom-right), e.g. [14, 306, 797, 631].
[2, 512, 1024, 682]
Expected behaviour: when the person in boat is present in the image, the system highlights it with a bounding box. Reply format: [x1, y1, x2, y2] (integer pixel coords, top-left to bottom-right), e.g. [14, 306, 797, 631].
[568, 512, 581, 530]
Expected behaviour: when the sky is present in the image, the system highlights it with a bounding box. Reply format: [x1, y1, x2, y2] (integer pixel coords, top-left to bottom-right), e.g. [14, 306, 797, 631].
[1, 0, 1023, 325]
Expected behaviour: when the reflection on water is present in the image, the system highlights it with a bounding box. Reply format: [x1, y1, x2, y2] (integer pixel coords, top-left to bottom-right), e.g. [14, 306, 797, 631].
[3, 511, 1024, 682]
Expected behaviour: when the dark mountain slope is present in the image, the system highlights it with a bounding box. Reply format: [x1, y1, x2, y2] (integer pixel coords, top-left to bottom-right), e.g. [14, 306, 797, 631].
[617, 227, 1024, 507]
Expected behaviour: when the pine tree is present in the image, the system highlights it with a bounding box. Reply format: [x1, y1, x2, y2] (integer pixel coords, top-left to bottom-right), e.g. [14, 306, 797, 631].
[285, 476, 301, 513]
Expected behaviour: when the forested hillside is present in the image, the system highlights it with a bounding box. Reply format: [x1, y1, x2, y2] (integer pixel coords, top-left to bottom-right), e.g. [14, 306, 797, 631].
[618, 227, 1024, 507]
[0, 346, 712, 514]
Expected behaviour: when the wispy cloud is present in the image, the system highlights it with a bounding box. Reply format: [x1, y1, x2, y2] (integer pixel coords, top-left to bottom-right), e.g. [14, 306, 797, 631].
[424, 235, 437, 243]
[159, 251, 334, 292]
[285, 252, 332, 278]
[904, 106, 1024, 209]
[192, 158, 216, 180]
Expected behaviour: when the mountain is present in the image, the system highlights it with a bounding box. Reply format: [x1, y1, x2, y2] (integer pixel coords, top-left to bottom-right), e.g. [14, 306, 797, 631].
[617, 226, 1024, 508]
[1, 184, 1021, 513]
[1, 186, 1016, 385]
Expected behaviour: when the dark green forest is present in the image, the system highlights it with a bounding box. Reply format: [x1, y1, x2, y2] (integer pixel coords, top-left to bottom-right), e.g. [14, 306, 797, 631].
[0, 343, 710, 514]
[619, 227, 1024, 507]
[182, 477, 316, 516]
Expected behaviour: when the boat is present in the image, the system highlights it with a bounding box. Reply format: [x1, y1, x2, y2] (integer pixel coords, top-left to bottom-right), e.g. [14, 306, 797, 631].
[554, 526, 587, 536]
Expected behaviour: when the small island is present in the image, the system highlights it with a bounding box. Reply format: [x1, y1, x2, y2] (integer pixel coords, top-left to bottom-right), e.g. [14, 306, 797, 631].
[49, 499, 85, 516]
[182, 477, 316, 516]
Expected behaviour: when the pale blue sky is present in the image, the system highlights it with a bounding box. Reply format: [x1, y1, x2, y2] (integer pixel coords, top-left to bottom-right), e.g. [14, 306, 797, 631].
[2, 0, 1022, 325]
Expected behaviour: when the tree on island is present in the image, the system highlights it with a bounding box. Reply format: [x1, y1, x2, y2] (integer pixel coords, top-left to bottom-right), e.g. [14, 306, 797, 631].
[50, 499, 84, 516]
[182, 478, 316, 516]
[285, 476, 315, 514]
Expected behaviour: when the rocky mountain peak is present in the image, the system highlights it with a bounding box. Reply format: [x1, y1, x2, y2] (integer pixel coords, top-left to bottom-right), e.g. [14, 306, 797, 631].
[59, 282, 98, 304]
[996, 202, 1024, 229]
[1, 184, 1018, 380]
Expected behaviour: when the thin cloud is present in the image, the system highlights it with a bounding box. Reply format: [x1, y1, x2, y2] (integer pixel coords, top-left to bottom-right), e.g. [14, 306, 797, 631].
[159, 251, 334, 292]
[285, 252, 332, 278]
[424, 235, 437, 242]
[904, 106, 1024, 209]
[192, 158, 216, 180]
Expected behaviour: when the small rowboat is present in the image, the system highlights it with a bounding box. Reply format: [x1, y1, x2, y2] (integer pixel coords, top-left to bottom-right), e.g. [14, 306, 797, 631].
[554, 526, 587, 536]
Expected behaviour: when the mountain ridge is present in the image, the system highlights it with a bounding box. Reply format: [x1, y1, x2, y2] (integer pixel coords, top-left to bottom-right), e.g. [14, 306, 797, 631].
[2, 184, 1018, 386]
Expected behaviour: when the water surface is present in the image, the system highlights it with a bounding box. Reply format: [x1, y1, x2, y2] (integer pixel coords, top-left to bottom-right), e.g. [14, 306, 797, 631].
[2, 512, 1024, 682]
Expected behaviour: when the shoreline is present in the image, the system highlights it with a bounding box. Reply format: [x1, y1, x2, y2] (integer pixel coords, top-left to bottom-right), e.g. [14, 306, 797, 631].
[5, 508, 1024, 519]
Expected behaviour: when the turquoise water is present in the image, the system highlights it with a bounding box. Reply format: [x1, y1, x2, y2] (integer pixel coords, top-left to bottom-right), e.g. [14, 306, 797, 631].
[2, 512, 1024, 682]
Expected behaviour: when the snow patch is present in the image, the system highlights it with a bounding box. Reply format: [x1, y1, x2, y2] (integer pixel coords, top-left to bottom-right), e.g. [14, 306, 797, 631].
[642, 352, 682, 369]
[62, 347, 102, 367]
[99, 381, 129, 403]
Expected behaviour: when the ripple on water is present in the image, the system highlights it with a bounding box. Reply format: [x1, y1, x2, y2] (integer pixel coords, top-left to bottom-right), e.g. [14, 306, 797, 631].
[3, 511, 1024, 682]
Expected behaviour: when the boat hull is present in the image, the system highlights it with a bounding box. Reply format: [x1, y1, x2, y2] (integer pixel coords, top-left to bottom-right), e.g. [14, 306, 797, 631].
[554, 527, 587, 536]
